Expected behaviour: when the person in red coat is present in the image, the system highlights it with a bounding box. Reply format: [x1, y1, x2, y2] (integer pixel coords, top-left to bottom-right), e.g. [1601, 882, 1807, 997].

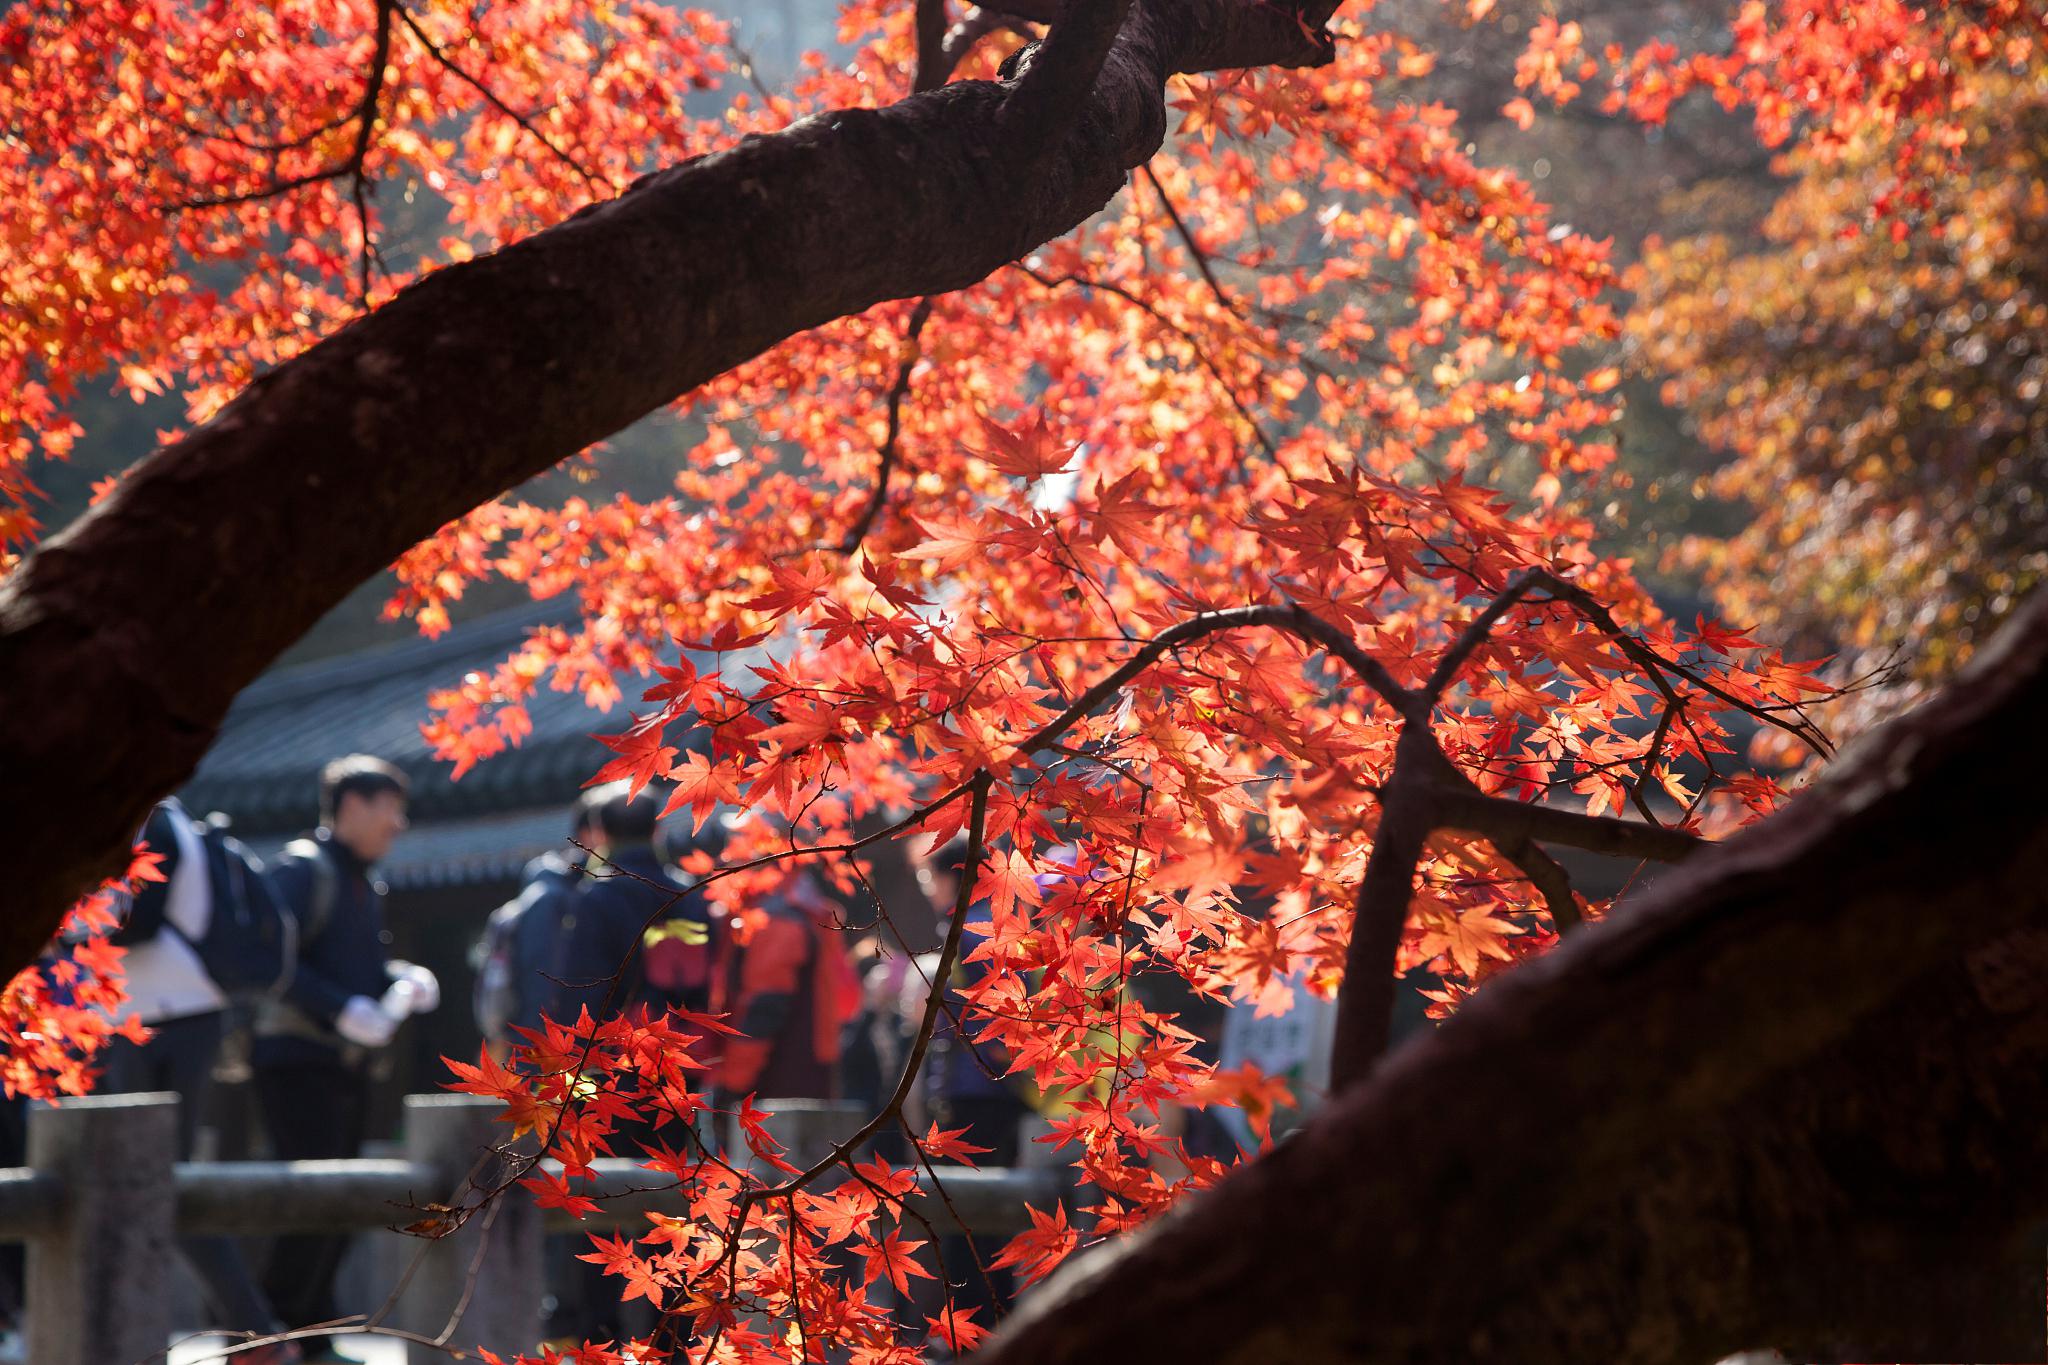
[714, 869, 858, 1102]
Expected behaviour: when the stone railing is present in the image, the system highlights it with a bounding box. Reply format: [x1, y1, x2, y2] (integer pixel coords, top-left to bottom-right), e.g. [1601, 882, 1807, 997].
[0, 1092, 1063, 1364]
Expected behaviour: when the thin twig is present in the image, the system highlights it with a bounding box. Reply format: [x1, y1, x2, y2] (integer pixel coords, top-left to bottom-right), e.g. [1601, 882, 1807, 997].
[394, 4, 611, 192]
[750, 773, 995, 1198]
[178, 0, 398, 309]
[1018, 263, 1281, 464]
[1140, 162, 1235, 311]
[1421, 565, 1547, 701]
[837, 297, 935, 553]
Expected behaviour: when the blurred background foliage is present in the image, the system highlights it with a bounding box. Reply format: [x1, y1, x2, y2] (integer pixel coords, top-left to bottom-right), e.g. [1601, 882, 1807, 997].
[1634, 63, 2048, 736]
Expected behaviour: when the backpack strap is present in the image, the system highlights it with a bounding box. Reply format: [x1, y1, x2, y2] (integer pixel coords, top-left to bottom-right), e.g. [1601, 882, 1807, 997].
[282, 837, 339, 942]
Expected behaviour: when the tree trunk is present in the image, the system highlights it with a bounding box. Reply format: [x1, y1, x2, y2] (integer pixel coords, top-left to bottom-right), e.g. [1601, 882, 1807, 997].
[0, 0, 1330, 974]
[972, 587, 2048, 1364]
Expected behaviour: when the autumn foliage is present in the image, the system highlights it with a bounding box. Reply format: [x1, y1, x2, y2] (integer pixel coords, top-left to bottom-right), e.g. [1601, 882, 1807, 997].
[2, 0, 2040, 1359]
[1634, 62, 2048, 732]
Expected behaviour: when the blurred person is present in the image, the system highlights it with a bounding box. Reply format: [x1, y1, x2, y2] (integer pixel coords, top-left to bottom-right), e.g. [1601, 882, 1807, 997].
[914, 835, 1035, 1319]
[549, 781, 713, 1028]
[837, 938, 910, 1162]
[472, 788, 606, 1056]
[712, 866, 858, 1105]
[917, 838, 1031, 1165]
[98, 796, 301, 1362]
[546, 781, 710, 1348]
[252, 756, 434, 1357]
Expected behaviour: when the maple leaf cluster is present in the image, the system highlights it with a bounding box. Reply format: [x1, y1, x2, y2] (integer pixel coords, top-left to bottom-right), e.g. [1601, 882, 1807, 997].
[0, 851, 148, 1101]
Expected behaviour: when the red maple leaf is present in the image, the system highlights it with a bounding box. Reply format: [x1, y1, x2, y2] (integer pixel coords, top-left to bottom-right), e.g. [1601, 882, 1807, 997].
[856, 1229, 935, 1296]
[586, 716, 677, 798]
[969, 411, 1077, 480]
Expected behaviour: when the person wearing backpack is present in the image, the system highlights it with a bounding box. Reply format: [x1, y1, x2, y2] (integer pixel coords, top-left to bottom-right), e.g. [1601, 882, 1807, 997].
[549, 781, 711, 1031]
[251, 755, 434, 1352]
[471, 789, 606, 1056]
[100, 796, 302, 1364]
[541, 781, 708, 1347]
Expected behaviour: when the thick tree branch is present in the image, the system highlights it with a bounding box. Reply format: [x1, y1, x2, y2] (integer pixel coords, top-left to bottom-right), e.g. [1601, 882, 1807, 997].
[1000, 0, 1133, 149]
[1428, 787, 1708, 864]
[0, 0, 1336, 979]
[915, 0, 954, 92]
[973, 585, 2048, 1365]
[1329, 724, 1443, 1083]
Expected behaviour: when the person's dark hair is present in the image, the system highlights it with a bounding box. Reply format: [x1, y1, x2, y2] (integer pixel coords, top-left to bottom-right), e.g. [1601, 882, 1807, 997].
[929, 835, 973, 886]
[593, 780, 666, 845]
[570, 785, 608, 839]
[319, 754, 408, 825]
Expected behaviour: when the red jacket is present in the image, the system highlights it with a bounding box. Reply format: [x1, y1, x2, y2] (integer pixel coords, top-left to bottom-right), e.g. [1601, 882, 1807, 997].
[714, 877, 858, 1099]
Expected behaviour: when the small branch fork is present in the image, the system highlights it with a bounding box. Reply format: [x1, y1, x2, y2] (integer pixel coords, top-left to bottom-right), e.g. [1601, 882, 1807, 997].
[179, 0, 398, 306]
[1327, 566, 1834, 1085]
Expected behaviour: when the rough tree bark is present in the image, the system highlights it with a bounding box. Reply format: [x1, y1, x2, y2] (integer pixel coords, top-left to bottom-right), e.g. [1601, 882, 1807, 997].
[0, 0, 1334, 975]
[970, 586, 2048, 1364]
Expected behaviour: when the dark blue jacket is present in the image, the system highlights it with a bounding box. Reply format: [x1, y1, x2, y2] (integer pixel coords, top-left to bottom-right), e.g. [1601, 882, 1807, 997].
[550, 844, 706, 1025]
[110, 801, 187, 946]
[253, 830, 394, 1069]
[497, 855, 581, 1035]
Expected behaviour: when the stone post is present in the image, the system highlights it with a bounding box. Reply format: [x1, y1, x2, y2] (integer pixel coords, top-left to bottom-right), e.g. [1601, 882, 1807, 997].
[26, 1091, 178, 1365]
[753, 1097, 865, 1170]
[390, 1094, 543, 1364]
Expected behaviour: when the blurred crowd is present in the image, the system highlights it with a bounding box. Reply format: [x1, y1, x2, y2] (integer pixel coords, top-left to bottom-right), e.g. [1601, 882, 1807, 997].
[0, 751, 1333, 1362]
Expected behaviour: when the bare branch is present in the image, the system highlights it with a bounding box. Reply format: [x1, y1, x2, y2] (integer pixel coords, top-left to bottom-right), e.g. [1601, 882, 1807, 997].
[837, 297, 936, 553]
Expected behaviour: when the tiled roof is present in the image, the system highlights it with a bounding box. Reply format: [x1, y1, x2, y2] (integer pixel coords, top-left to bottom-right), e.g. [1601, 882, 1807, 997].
[242, 806, 579, 891]
[182, 603, 634, 837]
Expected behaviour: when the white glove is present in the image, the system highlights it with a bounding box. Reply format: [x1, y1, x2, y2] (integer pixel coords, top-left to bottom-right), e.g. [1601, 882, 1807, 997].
[383, 961, 441, 1016]
[335, 995, 399, 1049]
